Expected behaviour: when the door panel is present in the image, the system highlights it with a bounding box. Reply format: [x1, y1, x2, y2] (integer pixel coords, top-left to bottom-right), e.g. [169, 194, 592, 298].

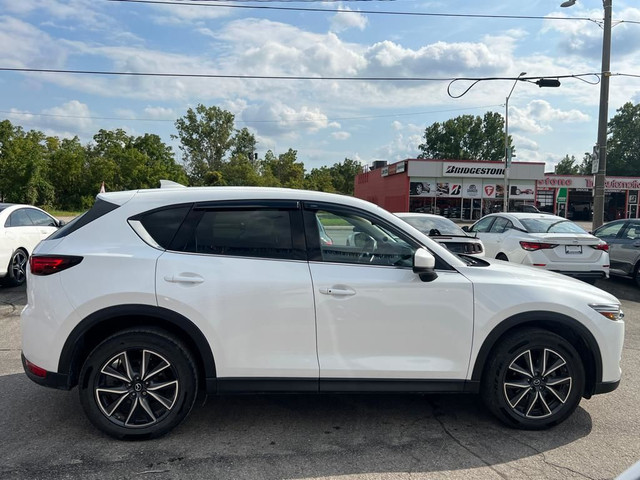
[310, 263, 474, 379]
[156, 253, 318, 378]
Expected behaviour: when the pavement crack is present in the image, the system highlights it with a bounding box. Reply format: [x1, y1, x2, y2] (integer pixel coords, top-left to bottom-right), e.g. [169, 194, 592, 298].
[427, 399, 509, 479]
[500, 430, 597, 480]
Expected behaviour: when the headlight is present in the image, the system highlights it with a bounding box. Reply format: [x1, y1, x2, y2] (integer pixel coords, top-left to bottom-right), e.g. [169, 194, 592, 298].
[589, 304, 624, 321]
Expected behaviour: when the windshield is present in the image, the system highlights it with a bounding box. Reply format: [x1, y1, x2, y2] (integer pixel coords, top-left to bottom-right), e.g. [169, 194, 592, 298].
[400, 215, 466, 236]
[520, 218, 587, 234]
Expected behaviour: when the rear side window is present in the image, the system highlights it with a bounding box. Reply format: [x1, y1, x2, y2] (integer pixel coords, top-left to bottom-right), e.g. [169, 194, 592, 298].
[138, 205, 192, 249]
[172, 208, 298, 260]
[48, 198, 119, 240]
[6, 209, 34, 227]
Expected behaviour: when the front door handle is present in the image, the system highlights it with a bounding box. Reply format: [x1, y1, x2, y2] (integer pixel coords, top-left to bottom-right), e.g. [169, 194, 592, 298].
[319, 287, 356, 296]
[164, 274, 204, 284]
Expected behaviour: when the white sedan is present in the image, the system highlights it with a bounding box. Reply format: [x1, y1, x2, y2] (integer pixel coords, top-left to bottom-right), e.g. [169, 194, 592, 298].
[0, 203, 62, 286]
[466, 212, 609, 283]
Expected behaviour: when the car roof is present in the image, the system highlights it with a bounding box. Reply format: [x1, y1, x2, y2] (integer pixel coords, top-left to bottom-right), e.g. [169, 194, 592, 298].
[394, 212, 452, 220]
[486, 212, 565, 221]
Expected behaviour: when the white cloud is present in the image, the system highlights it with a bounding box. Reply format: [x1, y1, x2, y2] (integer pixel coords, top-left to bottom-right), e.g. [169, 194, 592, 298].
[0, 16, 68, 68]
[330, 7, 368, 33]
[42, 100, 92, 130]
[241, 102, 331, 138]
[510, 100, 589, 134]
[331, 131, 351, 140]
[150, 4, 231, 26]
[143, 106, 176, 119]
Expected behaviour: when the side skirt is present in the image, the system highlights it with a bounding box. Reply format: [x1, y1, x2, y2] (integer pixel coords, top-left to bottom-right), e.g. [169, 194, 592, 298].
[208, 377, 478, 395]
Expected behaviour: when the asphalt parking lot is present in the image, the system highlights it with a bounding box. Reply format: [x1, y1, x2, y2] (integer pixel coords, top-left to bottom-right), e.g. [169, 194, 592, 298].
[1, 277, 639, 480]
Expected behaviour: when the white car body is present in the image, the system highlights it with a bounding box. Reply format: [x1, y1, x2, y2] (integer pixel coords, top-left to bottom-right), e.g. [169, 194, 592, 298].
[467, 212, 609, 283]
[395, 212, 485, 257]
[21, 187, 624, 438]
[0, 203, 60, 286]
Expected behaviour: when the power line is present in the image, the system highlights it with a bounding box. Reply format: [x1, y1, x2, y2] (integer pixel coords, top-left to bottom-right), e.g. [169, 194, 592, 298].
[0, 104, 504, 125]
[107, 0, 604, 21]
[0, 67, 605, 83]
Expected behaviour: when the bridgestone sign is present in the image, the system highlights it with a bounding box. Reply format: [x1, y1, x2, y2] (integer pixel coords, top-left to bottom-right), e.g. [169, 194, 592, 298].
[443, 162, 505, 178]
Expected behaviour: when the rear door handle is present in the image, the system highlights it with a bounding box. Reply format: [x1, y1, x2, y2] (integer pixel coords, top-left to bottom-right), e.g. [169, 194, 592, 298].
[319, 287, 356, 296]
[164, 274, 204, 284]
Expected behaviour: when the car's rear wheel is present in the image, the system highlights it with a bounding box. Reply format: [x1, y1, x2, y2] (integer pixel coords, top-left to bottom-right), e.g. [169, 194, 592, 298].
[633, 262, 640, 288]
[481, 328, 584, 429]
[3, 249, 28, 287]
[79, 328, 198, 439]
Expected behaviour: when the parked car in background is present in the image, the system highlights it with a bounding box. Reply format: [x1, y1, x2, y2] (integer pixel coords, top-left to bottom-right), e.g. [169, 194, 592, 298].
[511, 204, 541, 214]
[465, 212, 609, 284]
[593, 219, 640, 286]
[22, 186, 624, 438]
[0, 203, 63, 286]
[395, 212, 484, 256]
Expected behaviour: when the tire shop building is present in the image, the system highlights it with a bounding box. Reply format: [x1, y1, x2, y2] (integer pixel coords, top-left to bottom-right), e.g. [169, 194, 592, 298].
[354, 158, 640, 222]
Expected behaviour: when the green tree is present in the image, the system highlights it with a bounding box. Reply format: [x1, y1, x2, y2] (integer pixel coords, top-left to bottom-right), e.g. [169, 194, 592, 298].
[0, 121, 53, 205]
[418, 112, 508, 161]
[261, 149, 305, 189]
[329, 158, 362, 195]
[305, 166, 336, 192]
[47, 136, 86, 210]
[607, 102, 640, 176]
[554, 155, 580, 175]
[578, 152, 593, 175]
[173, 105, 236, 185]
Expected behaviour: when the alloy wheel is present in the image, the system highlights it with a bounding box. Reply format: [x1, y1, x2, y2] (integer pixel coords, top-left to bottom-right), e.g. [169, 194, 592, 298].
[503, 347, 572, 419]
[10, 250, 28, 285]
[95, 349, 179, 428]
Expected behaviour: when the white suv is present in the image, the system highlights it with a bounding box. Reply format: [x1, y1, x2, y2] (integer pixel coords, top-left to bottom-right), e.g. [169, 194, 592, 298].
[21, 186, 625, 438]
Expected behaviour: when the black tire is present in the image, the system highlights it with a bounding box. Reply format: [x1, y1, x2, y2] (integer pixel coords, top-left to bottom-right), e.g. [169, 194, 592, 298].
[3, 249, 28, 287]
[481, 328, 585, 430]
[634, 262, 640, 288]
[496, 253, 509, 261]
[79, 328, 198, 439]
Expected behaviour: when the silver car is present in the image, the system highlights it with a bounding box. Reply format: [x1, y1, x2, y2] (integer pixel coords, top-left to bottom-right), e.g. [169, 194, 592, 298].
[593, 219, 640, 286]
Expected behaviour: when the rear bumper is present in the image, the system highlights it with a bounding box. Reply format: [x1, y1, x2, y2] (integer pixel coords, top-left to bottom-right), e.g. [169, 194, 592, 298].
[594, 379, 620, 395]
[22, 353, 71, 390]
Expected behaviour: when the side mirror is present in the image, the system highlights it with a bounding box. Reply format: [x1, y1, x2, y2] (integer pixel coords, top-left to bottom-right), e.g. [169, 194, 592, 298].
[57, 219, 66, 227]
[413, 248, 438, 282]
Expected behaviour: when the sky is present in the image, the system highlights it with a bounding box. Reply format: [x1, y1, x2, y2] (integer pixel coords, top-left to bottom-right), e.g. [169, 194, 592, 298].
[1, 0, 640, 174]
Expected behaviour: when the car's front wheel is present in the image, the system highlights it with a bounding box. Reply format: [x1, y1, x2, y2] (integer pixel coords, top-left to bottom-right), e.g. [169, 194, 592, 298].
[79, 328, 198, 439]
[481, 328, 585, 429]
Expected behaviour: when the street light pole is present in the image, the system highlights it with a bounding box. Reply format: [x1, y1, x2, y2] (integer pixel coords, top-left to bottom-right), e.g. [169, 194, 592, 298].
[504, 72, 527, 213]
[562, 0, 612, 228]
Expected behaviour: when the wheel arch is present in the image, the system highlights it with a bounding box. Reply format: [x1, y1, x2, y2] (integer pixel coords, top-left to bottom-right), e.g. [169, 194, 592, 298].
[58, 304, 216, 390]
[471, 311, 602, 398]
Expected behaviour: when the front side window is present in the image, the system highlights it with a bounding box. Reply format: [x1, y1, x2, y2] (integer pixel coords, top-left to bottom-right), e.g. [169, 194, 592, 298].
[470, 216, 494, 233]
[310, 208, 414, 267]
[6, 209, 34, 227]
[174, 208, 297, 260]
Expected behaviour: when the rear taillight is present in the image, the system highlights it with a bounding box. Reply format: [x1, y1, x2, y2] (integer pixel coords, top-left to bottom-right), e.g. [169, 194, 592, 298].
[24, 358, 47, 378]
[592, 243, 609, 252]
[30, 255, 83, 276]
[519, 241, 558, 251]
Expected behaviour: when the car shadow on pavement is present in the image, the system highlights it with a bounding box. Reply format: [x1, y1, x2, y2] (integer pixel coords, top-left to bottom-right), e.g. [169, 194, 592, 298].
[596, 277, 640, 304]
[0, 372, 593, 479]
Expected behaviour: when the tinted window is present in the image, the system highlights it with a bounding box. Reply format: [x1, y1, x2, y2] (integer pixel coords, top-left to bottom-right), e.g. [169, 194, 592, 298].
[622, 223, 640, 240]
[49, 198, 119, 240]
[6, 209, 34, 227]
[139, 205, 191, 249]
[400, 215, 466, 236]
[177, 209, 296, 260]
[25, 209, 57, 227]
